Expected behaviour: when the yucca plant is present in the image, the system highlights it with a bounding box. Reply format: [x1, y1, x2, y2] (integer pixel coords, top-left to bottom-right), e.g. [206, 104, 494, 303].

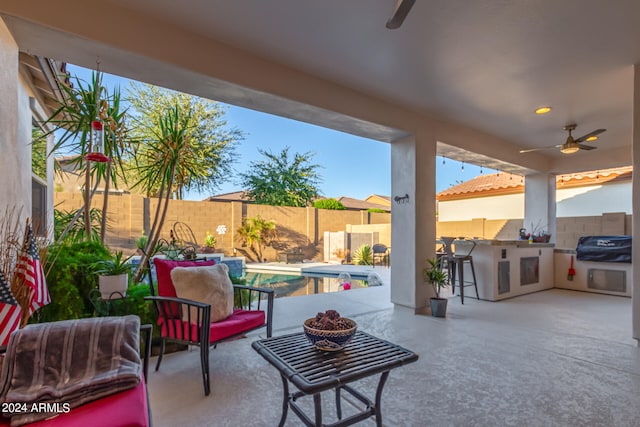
[45, 71, 130, 244]
[131, 105, 193, 283]
[423, 258, 449, 298]
[352, 244, 373, 265]
[54, 208, 104, 244]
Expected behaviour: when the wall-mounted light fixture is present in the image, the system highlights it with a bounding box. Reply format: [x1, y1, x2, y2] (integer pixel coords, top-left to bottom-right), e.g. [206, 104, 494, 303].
[394, 194, 410, 204]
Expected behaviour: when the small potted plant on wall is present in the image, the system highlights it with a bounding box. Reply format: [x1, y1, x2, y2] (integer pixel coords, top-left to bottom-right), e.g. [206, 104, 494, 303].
[92, 251, 133, 299]
[200, 231, 217, 254]
[423, 258, 449, 318]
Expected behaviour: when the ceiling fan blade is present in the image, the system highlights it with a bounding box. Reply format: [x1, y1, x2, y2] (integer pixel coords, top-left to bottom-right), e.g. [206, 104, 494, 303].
[577, 144, 597, 151]
[575, 128, 606, 143]
[519, 145, 561, 154]
[386, 0, 416, 29]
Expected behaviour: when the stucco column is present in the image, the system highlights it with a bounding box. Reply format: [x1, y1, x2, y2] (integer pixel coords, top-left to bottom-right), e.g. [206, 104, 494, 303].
[632, 64, 640, 344]
[390, 131, 436, 313]
[0, 19, 29, 219]
[524, 173, 556, 241]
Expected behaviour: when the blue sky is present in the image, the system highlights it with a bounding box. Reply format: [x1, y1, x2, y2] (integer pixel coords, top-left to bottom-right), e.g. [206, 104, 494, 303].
[66, 64, 491, 201]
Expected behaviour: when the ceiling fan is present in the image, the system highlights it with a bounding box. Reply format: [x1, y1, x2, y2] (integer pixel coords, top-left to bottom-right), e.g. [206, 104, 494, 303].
[519, 124, 606, 154]
[386, 0, 416, 29]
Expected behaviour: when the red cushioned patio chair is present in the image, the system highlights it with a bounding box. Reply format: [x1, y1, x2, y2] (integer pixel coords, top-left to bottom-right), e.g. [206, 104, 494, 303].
[144, 258, 274, 396]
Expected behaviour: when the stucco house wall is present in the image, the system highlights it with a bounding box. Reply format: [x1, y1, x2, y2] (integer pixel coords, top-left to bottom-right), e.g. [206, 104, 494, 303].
[438, 193, 524, 221]
[438, 181, 632, 221]
[0, 21, 30, 221]
[556, 181, 631, 216]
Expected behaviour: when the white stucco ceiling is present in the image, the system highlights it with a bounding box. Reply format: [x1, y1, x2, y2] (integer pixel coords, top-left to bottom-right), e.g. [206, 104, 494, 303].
[2, 0, 639, 174]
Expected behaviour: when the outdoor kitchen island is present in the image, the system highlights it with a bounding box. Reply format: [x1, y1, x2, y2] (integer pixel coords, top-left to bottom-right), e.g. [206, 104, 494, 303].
[458, 239, 555, 301]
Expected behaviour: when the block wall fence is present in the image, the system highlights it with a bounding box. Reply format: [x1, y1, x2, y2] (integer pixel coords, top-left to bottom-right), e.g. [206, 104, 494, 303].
[54, 192, 630, 259]
[53, 192, 392, 261]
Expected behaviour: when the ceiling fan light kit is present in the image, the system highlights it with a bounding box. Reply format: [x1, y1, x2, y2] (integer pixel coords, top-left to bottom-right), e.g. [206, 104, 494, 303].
[560, 143, 580, 154]
[520, 123, 606, 155]
[535, 106, 552, 115]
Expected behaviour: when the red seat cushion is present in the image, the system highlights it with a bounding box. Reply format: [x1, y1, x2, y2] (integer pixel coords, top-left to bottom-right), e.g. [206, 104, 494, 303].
[159, 309, 266, 343]
[153, 258, 216, 318]
[0, 381, 149, 427]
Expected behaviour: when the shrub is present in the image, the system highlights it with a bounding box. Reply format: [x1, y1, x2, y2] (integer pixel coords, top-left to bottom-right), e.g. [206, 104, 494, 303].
[313, 198, 346, 210]
[37, 241, 111, 323]
[367, 208, 386, 213]
[352, 244, 373, 265]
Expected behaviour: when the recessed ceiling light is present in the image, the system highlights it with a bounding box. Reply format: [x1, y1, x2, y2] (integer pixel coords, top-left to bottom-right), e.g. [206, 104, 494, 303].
[534, 106, 552, 115]
[585, 136, 598, 142]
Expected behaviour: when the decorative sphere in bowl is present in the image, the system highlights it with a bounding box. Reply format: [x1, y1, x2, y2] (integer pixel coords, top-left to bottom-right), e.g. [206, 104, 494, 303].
[303, 314, 357, 352]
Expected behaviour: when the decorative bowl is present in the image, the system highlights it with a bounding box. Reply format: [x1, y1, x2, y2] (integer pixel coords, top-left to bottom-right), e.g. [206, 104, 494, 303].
[303, 317, 357, 351]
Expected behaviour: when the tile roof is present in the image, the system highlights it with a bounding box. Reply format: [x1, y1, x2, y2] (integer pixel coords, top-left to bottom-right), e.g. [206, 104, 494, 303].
[437, 166, 632, 201]
[365, 194, 391, 206]
[437, 173, 523, 201]
[204, 191, 249, 202]
[203, 193, 391, 211]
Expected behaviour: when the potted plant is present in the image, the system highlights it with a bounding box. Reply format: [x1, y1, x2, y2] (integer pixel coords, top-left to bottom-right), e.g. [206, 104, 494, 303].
[423, 258, 449, 317]
[200, 231, 217, 254]
[92, 251, 133, 299]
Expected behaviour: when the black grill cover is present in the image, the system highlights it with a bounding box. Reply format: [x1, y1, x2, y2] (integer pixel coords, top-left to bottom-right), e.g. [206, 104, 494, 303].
[576, 235, 632, 263]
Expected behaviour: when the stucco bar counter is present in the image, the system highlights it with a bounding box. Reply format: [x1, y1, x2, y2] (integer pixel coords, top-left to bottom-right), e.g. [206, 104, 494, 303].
[458, 239, 555, 301]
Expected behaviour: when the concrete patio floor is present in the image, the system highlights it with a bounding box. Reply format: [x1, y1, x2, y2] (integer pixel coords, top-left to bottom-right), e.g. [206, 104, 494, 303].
[146, 274, 640, 426]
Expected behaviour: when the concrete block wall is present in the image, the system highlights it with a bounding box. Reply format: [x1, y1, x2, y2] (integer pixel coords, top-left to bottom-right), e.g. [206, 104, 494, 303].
[53, 192, 391, 260]
[436, 218, 519, 239]
[54, 191, 628, 257]
[556, 214, 632, 250]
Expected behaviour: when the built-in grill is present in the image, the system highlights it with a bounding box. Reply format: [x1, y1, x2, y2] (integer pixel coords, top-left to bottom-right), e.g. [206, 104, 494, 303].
[576, 235, 632, 263]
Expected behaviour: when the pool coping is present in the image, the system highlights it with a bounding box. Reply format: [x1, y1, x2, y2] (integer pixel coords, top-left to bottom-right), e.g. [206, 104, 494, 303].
[245, 262, 389, 279]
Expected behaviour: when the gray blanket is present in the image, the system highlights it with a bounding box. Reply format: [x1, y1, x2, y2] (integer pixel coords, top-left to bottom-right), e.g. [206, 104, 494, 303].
[0, 315, 142, 426]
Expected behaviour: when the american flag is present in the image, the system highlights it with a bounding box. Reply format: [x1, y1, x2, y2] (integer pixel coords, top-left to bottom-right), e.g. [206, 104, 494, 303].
[14, 223, 50, 315]
[0, 271, 20, 346]
[0, 271, 17, 306]
[0, 303, 21, 346]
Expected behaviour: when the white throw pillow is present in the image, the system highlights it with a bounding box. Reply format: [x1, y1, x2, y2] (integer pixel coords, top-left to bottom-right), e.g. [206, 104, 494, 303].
[170, 264, 234, 323]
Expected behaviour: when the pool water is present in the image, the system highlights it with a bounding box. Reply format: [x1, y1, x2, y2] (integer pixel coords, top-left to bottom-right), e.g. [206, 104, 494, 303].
[242, 271, 370, 298]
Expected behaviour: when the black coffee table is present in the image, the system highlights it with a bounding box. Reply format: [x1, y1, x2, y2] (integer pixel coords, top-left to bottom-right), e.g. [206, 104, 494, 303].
[252, 330, 419, 427]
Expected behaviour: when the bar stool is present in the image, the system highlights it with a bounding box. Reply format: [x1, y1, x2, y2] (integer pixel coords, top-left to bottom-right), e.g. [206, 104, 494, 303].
[450, 238, 479, 304]
[439, 237, 479, 304]
[437, 237, 456, 296]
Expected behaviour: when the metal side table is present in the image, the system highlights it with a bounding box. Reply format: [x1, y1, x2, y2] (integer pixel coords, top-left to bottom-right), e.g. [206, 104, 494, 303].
[252, 331, 418, 427]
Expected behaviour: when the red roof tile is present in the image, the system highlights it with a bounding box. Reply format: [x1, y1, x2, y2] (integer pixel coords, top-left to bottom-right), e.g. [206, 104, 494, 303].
[437, 166, 632, 201]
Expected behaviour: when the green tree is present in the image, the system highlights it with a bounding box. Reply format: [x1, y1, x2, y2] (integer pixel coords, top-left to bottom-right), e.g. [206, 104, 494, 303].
[126, 83, 242, 199]
[32, 127, 47, 180]
[239, 147, 322, 207]
[313, 198, 345, 210]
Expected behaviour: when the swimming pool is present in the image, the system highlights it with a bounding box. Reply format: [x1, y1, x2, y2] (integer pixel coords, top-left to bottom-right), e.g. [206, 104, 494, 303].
[242, 271, 378, 298]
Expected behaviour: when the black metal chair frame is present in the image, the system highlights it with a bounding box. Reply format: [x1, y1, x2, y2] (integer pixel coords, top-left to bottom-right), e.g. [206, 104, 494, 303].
[372, 244, 389, 268]
[144, 259, 274, 396]
[438, 237, 479, 304]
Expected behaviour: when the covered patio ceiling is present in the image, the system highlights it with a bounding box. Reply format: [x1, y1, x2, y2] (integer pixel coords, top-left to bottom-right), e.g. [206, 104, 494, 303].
[1, 0, 638, 177]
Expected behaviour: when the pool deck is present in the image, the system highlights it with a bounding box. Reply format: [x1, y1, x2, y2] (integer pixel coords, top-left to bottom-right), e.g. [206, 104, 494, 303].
[245, 261, 390, 280]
